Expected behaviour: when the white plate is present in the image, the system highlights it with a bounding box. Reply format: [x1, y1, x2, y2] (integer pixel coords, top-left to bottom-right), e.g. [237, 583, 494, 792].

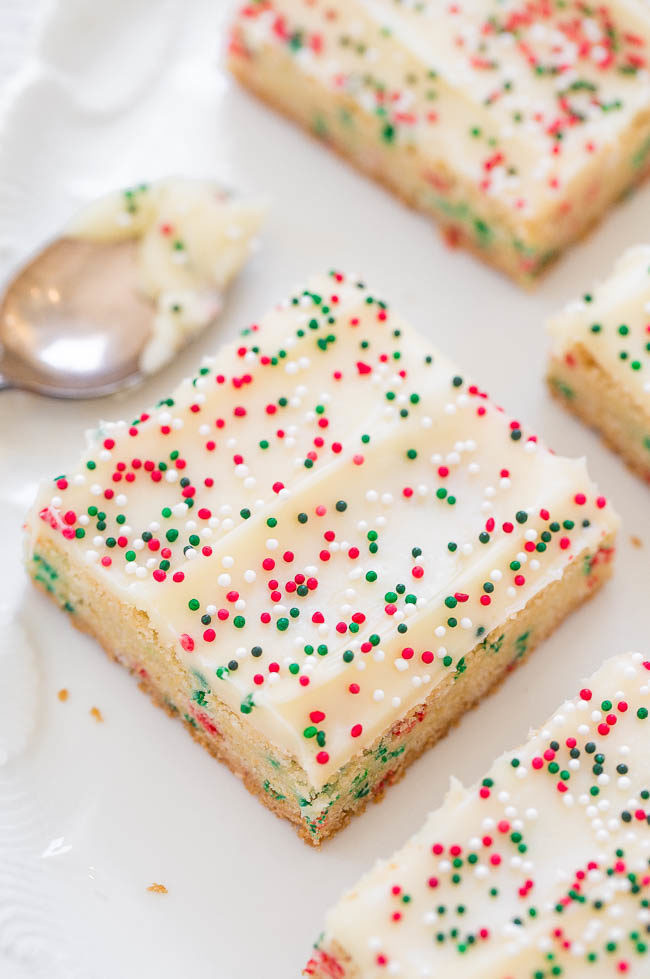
[1, 2, 649, 977]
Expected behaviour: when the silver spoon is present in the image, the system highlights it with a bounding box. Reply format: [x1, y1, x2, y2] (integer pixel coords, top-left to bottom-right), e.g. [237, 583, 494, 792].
[0, 236, 155, 398]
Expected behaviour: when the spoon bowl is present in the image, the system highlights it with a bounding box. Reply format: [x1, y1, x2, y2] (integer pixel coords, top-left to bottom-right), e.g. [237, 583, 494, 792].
[0, 237, 153, 398]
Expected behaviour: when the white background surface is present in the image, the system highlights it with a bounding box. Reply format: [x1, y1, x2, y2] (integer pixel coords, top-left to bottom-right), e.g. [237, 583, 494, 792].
[0, 2, 649, 977]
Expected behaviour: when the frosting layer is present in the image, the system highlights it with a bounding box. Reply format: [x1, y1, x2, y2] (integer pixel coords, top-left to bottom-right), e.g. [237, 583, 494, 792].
[27, 272, 618, 789]
[69, 177, 264, 373]
[317, 652, 650, 977]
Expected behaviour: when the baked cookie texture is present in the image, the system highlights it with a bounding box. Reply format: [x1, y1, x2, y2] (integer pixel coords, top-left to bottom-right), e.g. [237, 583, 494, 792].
[305, 652, 650, 977]
[228, 0, 650, 285]
[549, 245, 650, 484]
[25, 272, 618, 845]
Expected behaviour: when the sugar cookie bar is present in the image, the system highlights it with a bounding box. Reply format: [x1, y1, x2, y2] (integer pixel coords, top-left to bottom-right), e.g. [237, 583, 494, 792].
[549, 245, 650, 484]
[306, 652, 650, 977]
[26, 272, 618, 845]
[228, 1, 650, 285]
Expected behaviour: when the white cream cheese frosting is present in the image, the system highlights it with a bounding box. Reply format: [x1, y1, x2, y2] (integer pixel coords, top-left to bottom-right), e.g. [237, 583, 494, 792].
[313, 651, 650, 978]
[26, 272, 618, 790]
[68, 178, 265, 373]
[549, 245, 650, 411]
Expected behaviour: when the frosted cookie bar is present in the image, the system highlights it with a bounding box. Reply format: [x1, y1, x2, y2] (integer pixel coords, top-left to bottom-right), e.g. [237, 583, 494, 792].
[26, 272, 618, 845]
[228, 1, 650, 285]
[549, 246, 650, 484]
[306, 652, 650, 977]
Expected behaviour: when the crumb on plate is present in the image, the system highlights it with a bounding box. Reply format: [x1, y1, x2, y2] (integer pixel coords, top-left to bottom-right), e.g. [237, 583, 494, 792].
[147, 883, 168, 894]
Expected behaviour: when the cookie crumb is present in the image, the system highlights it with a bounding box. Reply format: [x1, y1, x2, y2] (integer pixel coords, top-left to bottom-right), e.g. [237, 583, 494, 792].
[630, 535, 643, 549]
[57, 689, 69, 702]
[147, 883, 168, 894]
[89, 707, 104, 722]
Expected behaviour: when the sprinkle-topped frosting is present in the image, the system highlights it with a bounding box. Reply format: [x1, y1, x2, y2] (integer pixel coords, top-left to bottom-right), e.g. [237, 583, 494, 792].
[69, 177, 265, 373]
[311, 652, 650, 978]
[549, 245, 650, 411]
[231, 0, 650, 229]
[27, 272, 618, 789]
